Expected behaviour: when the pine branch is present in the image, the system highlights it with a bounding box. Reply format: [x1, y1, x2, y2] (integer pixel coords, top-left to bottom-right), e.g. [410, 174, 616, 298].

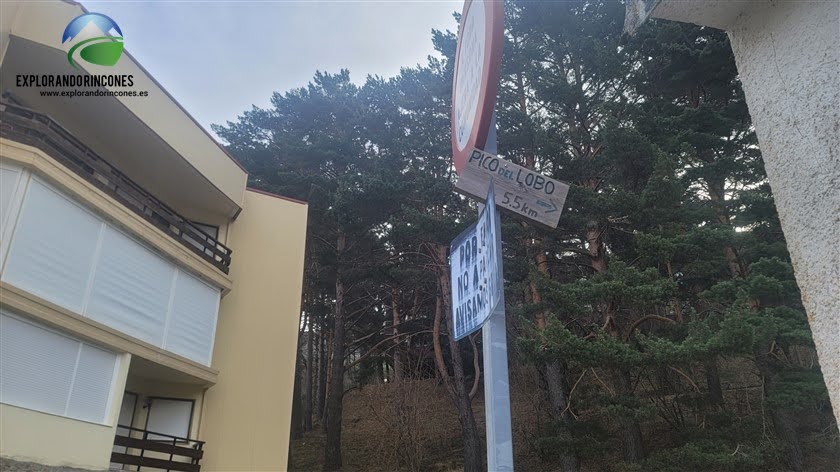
[624, 315, 676, 342]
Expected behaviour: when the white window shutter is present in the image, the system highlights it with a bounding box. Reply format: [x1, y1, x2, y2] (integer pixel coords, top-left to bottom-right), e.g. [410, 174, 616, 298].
[2, 178, 102, 313]
[0, 314, 78, 416]
[165, 271, 221, 365]
[0, 312, 118, 425]
[67, 344, 118, 423]
[0, 165, 22, 230]
[1, 173, 223, 366]
[86, 226, 175, 346]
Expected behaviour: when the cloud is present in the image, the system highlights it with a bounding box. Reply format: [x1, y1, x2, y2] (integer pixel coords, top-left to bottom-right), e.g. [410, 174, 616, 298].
[84, 1, 460, 132]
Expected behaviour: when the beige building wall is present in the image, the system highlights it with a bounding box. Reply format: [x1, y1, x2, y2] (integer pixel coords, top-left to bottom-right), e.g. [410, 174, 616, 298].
[0, 352, 130, 470]
[200, 190, 308, 471]
[2, 3, 310, 470]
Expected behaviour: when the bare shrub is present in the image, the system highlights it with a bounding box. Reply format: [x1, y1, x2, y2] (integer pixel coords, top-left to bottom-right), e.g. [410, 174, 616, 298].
[362, 376, 431, 471]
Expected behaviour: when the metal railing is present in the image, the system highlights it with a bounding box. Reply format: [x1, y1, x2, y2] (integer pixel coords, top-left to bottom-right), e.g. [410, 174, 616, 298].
[0, 101, 233, 273]
[111, 425, 204, 472]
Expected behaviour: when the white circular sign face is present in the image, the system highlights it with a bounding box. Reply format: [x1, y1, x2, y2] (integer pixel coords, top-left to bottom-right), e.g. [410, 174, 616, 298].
[453, 0, 486, 152]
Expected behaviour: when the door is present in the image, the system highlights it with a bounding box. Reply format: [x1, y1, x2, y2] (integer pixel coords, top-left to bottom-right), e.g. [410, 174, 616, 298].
[145, 397, 194, 441]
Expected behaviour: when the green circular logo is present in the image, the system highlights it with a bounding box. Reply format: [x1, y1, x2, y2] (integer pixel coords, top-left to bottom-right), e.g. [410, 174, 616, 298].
[62, 13, 124, 68]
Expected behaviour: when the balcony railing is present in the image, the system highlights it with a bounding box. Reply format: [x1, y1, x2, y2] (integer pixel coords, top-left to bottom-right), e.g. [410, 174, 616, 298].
[111, 425, 204, 472]
[0, 101, 232, 273]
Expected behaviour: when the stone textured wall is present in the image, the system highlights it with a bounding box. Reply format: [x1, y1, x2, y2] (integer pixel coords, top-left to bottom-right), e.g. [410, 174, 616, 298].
[726, 1, 839, 422]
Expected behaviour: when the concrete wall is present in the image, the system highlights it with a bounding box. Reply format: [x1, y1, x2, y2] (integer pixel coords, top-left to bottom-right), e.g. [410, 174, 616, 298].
[199, 190, 308, 471]
[0, 353, 130, 470]
[725, 0, 839, 421]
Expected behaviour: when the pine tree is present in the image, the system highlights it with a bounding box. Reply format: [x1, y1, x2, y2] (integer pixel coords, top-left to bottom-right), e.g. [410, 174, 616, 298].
[217, 3, 838, 470]
[362, 30, 487, 470]
[629, 20, 830, 471]
[216, 70, 397, 471]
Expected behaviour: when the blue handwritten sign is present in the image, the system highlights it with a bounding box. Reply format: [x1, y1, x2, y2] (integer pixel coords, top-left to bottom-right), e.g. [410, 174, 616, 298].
[450, 182, 504, 340]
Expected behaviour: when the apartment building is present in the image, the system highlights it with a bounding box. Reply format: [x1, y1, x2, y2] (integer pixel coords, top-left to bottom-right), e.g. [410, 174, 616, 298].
[0, 1, 307, 470]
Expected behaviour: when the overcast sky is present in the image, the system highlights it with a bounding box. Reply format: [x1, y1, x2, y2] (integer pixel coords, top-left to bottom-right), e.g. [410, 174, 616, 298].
[84, 1, 461, 131]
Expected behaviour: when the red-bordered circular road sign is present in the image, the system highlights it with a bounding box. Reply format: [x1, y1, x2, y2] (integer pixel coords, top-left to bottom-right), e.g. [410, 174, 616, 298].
[451, 0, 504, 174]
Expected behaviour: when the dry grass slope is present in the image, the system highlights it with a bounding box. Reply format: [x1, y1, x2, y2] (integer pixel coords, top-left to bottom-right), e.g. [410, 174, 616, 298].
[289, 362, 839, 472]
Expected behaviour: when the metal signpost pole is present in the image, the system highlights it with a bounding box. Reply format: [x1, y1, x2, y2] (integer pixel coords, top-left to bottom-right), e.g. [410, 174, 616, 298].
[482, 245, 513, 471]
[449, 1, 514, 468]
[450, 2, 567, 470]
[481, 115, 514, 472]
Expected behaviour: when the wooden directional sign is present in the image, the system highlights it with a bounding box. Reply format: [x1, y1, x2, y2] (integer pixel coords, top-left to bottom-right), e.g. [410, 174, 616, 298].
[455, 148, 570, 228]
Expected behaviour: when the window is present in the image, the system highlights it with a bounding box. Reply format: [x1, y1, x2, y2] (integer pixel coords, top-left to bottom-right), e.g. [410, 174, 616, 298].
[0, 164, 22, 230]
[0, 311, 119, 424]
[184, 222, 220, 260]
[86, 226, 174, 346]
[145, 398, 194, 441]
[1, 173, 222, 366]
[192, 223, 219, 240]
[164, 271, 220, 364]
[2, 177, 102, 314]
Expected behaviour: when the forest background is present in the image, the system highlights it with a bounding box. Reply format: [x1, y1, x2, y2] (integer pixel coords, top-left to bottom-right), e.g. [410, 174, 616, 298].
[214, 1, 840, 470]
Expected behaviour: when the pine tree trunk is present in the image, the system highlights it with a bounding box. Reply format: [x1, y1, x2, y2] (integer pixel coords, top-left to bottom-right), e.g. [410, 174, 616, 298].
[767, 404, 804, 472]
[586, 223, 609, 274]
[432, 244, 484, 472]
[587, 224, 645, 462]
[699, 184, 740, 408]
[665, 261, 684, 323]
[316, 319, 328, 424]
[323, 232, 346, 471]
[290, 359, 304, 440]
[614, 370, 645, 462]
[707, 177, 747, 279]
[704, 358, 725, 408]
[433, 294, 449, 387]
[447, 324, 484, 472]
[708, 179, 803, 466]
[530, 248, 580, 471]
[303, 314, 314, 431]
[755, 345, 804, 471]
[545, 360, 580, 471]
[321, 328, 332, 427]
[391, 288, 402, 384]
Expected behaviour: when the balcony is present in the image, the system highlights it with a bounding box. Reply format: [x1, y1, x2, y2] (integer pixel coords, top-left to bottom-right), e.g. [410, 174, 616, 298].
[0, 101, 232, 274]
[111, 425, 205, 472]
